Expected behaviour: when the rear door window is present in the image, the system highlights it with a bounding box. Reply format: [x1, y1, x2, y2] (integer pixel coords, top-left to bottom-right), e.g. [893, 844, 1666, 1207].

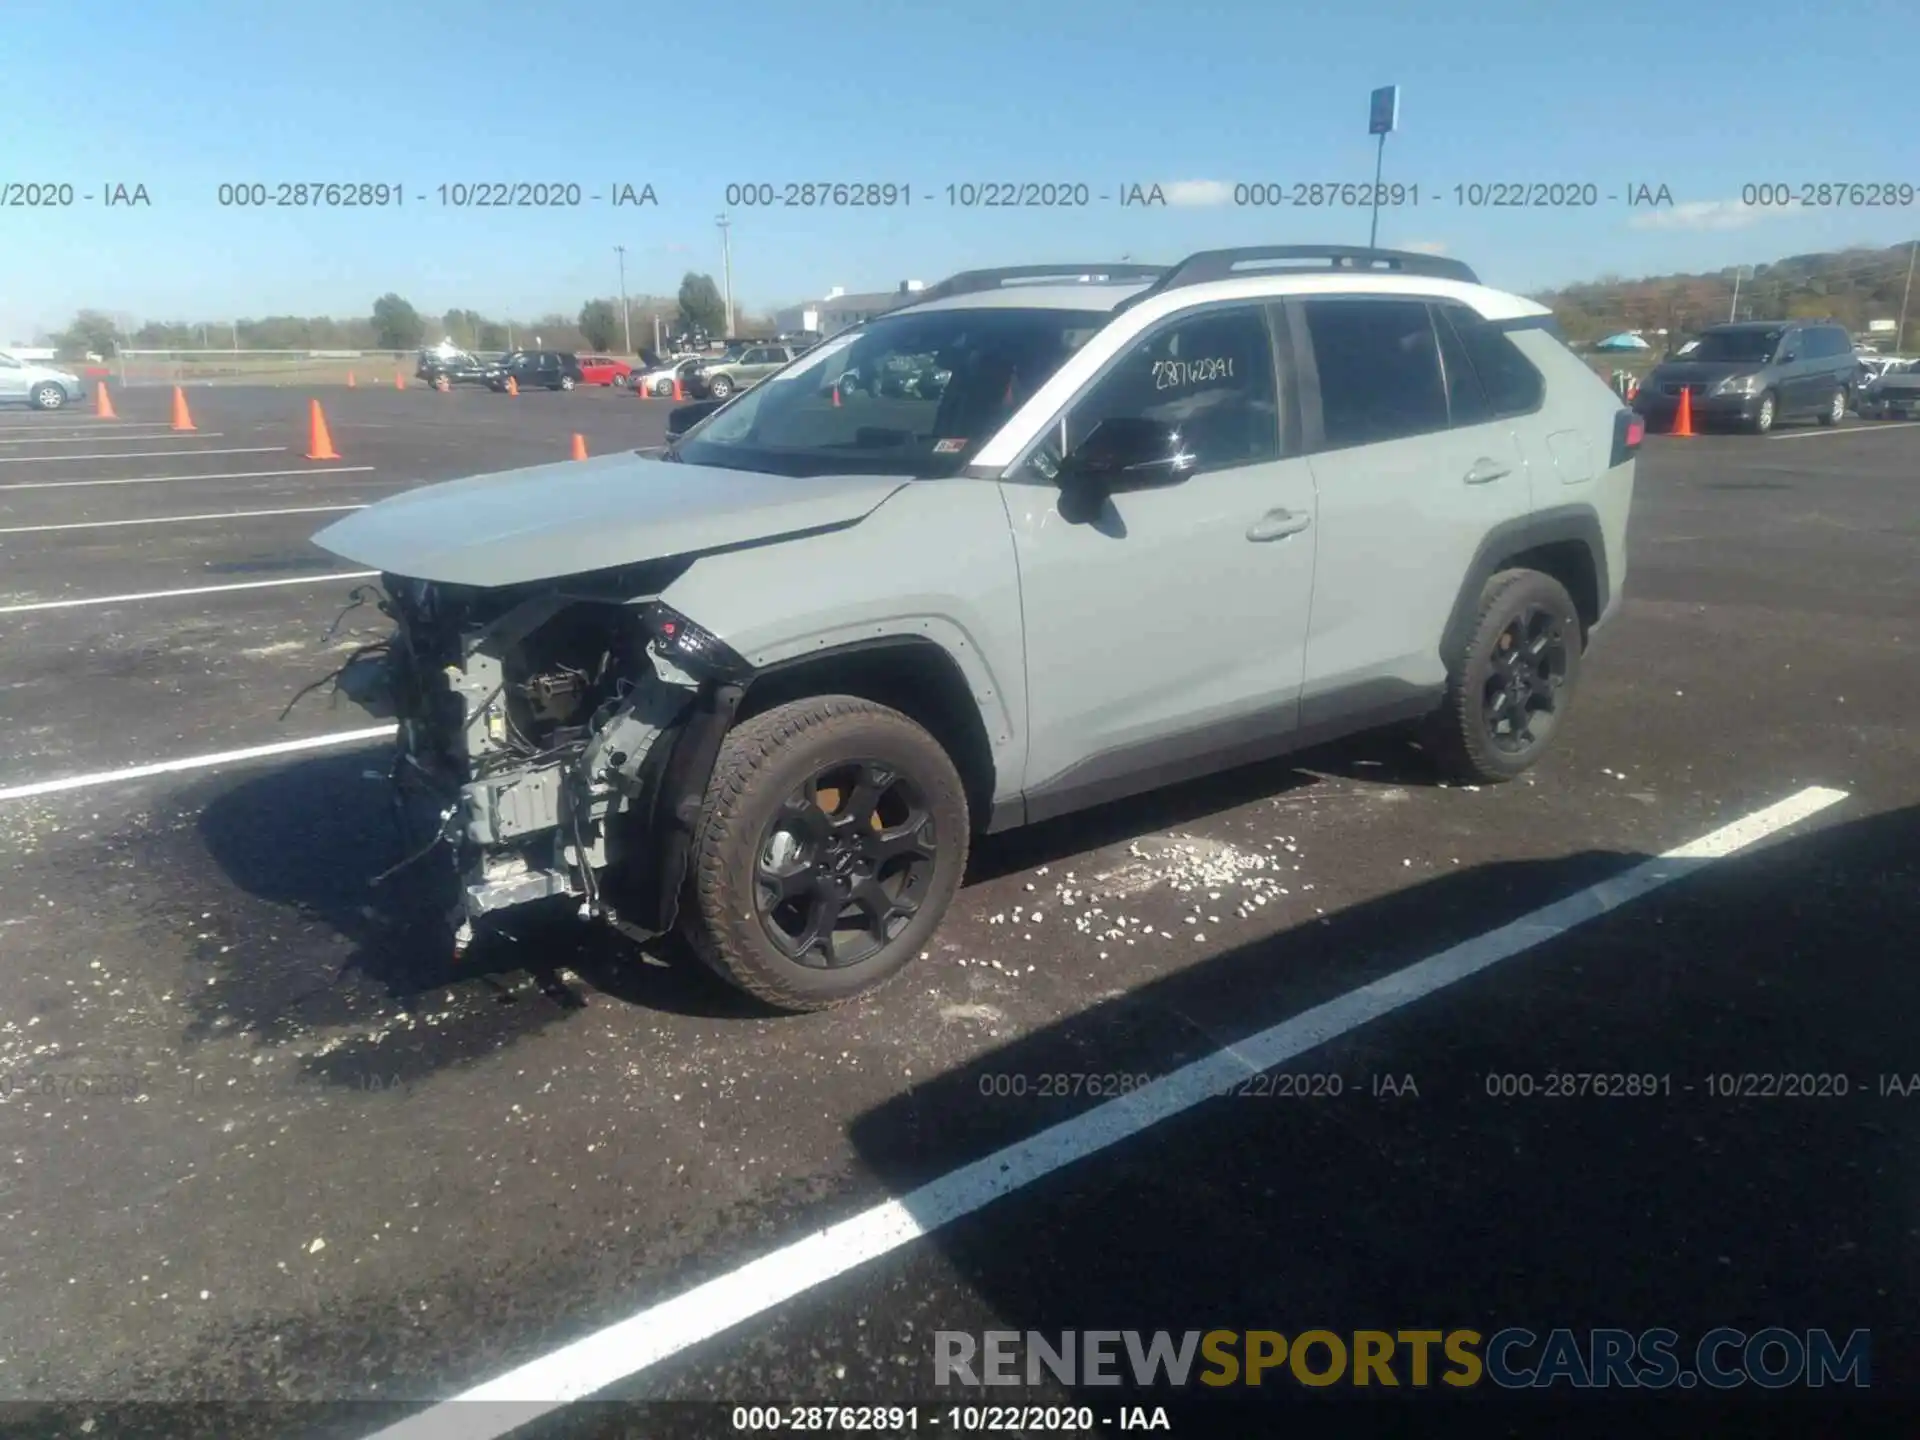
[1301, 298, 1449, 448]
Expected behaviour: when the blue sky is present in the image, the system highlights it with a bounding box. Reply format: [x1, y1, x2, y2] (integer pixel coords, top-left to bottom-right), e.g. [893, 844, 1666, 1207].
[3, 0, 1916, 340]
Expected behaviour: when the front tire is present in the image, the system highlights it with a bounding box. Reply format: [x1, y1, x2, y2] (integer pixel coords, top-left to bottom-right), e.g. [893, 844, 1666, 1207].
[1428, 569, 1583, 785]
[707, 375, 734, 400]
[1749, 390, 1778, 434]
[30, 383, 65, 411]
[558, 374, 576, 391]
[684, 696, 970, 1012]
[1817, 386, 1845, 426]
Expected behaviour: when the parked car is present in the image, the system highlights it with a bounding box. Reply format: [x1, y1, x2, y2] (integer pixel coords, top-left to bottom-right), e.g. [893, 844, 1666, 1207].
[578, 355, 634, 387]
[311, 244, 1638, 1012]
[0, 350, 87, 410]
[416, 348, 498, 389]
[488, 350, 585, 392]
[689, 343, 805, 400]
[1631, 320, 1856, 433]
[1858, 358, 1920, 419]
[634, 356, 707, 398]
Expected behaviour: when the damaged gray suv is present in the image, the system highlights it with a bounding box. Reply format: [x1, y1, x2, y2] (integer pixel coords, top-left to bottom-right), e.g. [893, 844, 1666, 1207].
[311, 247, 1640, 1011]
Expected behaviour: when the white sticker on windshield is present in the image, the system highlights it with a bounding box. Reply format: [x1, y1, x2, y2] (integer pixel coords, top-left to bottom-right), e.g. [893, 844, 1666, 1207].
[932, 438, 968, 454]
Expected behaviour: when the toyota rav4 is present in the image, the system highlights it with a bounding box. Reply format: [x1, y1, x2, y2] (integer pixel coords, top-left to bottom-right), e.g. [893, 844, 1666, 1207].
[308, 246, 1639, 1012]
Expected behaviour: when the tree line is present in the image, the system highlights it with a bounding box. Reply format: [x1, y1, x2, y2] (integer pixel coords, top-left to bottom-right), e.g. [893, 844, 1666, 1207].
[45, 273, 766, 359]
[1535, 239, 1920, 352]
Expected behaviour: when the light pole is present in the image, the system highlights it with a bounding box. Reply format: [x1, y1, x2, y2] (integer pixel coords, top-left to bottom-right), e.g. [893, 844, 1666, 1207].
[716, 213, 735, 337]
[1366, 85, 1399, 249]
[1897, 240, 1918, 356]
[1728, 265, 1750, 322]
[614, 244, 633, 355]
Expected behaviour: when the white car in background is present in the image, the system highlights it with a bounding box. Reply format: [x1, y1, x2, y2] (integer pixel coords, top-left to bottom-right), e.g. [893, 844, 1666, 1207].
[0, 351, 87, 410]
[633, 355, 706, 397]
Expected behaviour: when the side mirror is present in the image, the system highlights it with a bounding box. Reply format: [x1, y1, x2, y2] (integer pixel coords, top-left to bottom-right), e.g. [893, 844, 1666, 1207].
[1057, 417, 1197, 495]
[666, 398, 724, 441]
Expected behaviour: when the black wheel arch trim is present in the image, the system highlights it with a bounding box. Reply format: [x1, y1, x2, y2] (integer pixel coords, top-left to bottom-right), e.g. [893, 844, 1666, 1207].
[743, 633, 1002, 826]
[1439, 505, 1609, 668]
[625, 679, 745, 935]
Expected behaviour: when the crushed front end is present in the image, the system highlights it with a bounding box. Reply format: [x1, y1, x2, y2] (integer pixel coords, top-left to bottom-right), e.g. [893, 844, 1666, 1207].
[330, 572, 749, 951]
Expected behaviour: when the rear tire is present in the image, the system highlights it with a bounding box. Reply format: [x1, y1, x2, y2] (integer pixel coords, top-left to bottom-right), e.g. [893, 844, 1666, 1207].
[1427, 569, 1583, 785]
[683, 696, 970, 1012]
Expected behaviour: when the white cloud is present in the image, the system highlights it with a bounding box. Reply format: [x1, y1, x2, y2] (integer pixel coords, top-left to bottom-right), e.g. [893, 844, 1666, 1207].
[1160, 180, 1235, 207]
[1628, 198, 1805, 232]
[1400, 240, 1449, 255]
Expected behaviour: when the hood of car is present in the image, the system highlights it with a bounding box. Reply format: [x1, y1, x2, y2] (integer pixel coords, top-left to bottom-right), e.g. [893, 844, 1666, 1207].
[311, 453, 910, 588]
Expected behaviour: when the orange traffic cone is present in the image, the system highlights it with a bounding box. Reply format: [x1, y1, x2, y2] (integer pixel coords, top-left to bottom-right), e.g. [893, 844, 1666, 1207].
[830, 384, 841, 407]
[395, 373, 406, 390]
[94, 382, 117, 420]
[347, 372, 356, 388]
[506, 375, 519, 396]
[1672, 385, 1694, 438]
[671, 376, 685, 402]
[570, 433, 588, 461]
[170, 386, 196, 432]
[306, 399, 341, 461]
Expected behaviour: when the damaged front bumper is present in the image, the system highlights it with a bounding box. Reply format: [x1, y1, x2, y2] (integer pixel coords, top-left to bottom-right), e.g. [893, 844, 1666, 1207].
[323, 575, 750, 951]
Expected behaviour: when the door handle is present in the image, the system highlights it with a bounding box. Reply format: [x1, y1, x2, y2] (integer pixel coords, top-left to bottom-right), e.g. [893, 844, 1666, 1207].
[1246, 508, 1312, 541]
[1464, 458, 1512, 484]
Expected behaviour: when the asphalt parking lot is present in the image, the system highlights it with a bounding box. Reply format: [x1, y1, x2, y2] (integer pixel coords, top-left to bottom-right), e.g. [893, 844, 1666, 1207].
[0, 391, 1916, 1439]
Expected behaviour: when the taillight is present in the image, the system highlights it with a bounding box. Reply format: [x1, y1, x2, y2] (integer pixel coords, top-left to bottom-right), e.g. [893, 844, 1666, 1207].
[1610, 409, 1644, 468]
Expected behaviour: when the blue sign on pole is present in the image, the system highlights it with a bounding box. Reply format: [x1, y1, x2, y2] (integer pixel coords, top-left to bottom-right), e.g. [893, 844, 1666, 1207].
[1369, 85, 1399, 136]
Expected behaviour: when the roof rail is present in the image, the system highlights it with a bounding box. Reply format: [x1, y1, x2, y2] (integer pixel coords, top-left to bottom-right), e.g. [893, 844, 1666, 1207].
[1117, 245, 1478, 311]
[899, 263, 1170, 310]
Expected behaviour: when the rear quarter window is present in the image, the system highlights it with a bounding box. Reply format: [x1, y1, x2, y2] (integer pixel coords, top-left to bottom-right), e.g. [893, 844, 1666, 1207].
[1445, 308, 1545, 417]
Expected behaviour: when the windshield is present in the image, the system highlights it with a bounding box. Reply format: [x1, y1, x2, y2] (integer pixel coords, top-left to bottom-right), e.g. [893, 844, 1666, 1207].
[1683, 329, 1784, 364]
[673, 306, 1110, 478]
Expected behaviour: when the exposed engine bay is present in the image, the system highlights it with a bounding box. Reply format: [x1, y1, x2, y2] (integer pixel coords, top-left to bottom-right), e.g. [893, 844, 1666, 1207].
[318, 571, 750, 951]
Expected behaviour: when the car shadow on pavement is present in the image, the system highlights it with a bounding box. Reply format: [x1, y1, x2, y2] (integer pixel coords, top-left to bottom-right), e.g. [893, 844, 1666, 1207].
[189, 726, 1442, 1050]
[842, 801, 1920, 1437]
[967, 728, 1438, 886]
[51, 803, 1915, 1440]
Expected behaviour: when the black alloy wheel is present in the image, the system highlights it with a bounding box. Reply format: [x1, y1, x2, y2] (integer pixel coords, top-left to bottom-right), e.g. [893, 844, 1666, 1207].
[1480, 602, 1570, 756]
[754, 759, 939, 968]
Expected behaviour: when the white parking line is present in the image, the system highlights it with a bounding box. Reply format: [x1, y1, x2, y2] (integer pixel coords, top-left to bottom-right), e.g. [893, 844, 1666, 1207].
[0, 726, 397, 803]
[0, 446, 283, 464]
[0, 425, 176, 439]
[0, 422, 170, 433]
[1772, 421, 1920, 440]
[0, 504, 367, 536]
[0, 571, 379, 615]
[0, 465, 376, 492]
[0, 432, 224, 446]
[363, 784, 1849, 1440]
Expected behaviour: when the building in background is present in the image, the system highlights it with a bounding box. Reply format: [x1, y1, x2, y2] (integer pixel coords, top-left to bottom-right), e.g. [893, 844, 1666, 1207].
[775, 282, 924, 337]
